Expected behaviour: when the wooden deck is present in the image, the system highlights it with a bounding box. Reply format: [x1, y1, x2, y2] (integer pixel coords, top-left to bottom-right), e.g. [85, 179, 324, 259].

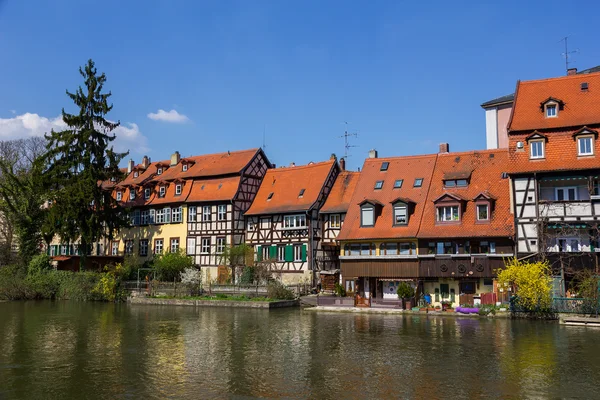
[559, 317, 600, 327]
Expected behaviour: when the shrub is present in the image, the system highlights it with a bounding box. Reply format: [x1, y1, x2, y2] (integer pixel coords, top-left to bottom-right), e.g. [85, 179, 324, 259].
[497, 258, 552, 312]
[267, 281, 296, 300]
[181, 267, 203, 295]
[27, 254, 52, 276]
[397, 282, 415, 299]
[153, 250, 194, 281]
[334, 282, 346, 297]
[239, 266, 255, 284]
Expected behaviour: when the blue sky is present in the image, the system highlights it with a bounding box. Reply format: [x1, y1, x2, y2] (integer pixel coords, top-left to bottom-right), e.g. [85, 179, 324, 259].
[1, 0, 599, 171]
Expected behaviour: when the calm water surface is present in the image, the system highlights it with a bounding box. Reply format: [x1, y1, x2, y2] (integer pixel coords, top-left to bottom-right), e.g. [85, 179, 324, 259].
[1, 301, 599, 399]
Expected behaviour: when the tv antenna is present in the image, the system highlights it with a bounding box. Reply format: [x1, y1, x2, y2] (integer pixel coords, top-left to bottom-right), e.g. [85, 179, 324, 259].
[559, 36, 579, 74]
[262, 124, 267, 150]
[339, 121, 358, 159]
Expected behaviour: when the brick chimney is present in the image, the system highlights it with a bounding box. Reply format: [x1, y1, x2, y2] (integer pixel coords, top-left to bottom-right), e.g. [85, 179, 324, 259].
[339, 157, 346, 171]
[439, 143, 449, 153]
[142, 156, 150, 169]
[170, 151, 180, 166]
[567, 68, 578, 76]
[368, 149, 378, 159]
[127, 159, 135, 174]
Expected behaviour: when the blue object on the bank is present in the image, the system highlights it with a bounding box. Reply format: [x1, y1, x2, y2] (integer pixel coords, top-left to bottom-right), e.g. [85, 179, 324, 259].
[424, 295, 431, 304]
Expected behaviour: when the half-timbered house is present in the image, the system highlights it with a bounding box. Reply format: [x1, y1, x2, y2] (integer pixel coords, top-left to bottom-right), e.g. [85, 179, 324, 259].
[507, 71, 600, 291]
[245, 159, 340, 285]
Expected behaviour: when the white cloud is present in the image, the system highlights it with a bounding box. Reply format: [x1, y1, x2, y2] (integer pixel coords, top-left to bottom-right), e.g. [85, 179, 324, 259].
[147, 109, 189, 123]
[0, 112, 149, 154]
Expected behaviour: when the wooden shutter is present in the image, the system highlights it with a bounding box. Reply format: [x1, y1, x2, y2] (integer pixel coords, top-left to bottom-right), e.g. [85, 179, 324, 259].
[257, 246, 262, 261]
[269, 246, 277, 260]
[301, 245, 307, 262]
[284, 246, 293, 262]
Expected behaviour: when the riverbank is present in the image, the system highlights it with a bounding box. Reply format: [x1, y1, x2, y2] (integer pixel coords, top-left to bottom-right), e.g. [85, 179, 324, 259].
[128, 296, 299, 309]
[305, 305, 511, 318]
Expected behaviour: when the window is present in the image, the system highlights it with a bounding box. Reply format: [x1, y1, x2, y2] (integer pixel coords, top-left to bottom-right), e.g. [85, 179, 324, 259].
[61, 244, 68, 255]
[130, 190, 136, 200]
[298, 188, 305, 198]
[216, 237, 226, 254]
[479, 241, 496, 254]
[149, 209, 155, 224]
[546, 104, 557, 118]
[294, 244, 302, 261]
[116, 191, 122, 201]
[170, 238, 179, 253]
[164, 207, 171, 223]
[374, 180, 384, 190]
[380, 162, 389, 171]
[154, 239, 163, 254]
[175, 184, 182, 195]
[131, 209, 140, 225]
[277, 246, 286, 262]
[436, 242, 456, 255]
[380, 243, 398, 255]
[400, 242, 415, 255]
[530, 140, 544, 159]
[139, 240, 148, 256]
[134, 171, 139, 178]
[188, 206, 197, 222]
[578, 136, 593, 156]
[393, 204, 407, 225]
[141, 210, 149, 225]
[437, 206, 460, 222]
[459, 281, 477, 295]
[444, 179, 469, 188]
[111, 241, 119, 256]
[201, 238, 211, 254]
[394, 179, 403, 189]
[217, 205, 227, 221]
[456, 179, 468, 187]
[156, 208, 165, 224]
[555, 187, 577, 201]
[247, 220, 255, 231]
[159, 186, 166, 197]
[262, 246, 270, 261]
[330, 214, 341, 228]
[157, 167, 163, 175]
[186, 237, 196, 255]
[414, 178, 423, 187]
[361, 205, 374, 226]
[359, 243, 373, 256]
[267, 192, 274, 200]
[125, 240, 134, 255]
[477, 204, 489, 221]
[172, 206, 182, 223]
[144, 188, 151, 199]
[283, 214, 307, 228]
[202, 206, 211, 221]
[182, 164, 188, 172]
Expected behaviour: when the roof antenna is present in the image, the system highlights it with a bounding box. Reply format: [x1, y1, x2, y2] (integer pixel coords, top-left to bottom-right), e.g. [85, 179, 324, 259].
[262, 124, 267, 150]
[559, 35, 579, 75]
[339, 121, 358, 159]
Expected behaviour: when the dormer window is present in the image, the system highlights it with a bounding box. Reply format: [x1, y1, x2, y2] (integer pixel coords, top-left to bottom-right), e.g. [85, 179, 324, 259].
[116, 191, 122, 201]
[444, 179, 468, 188]
[182, 164, 188, 172]
[414, 178, 423, 187]
[477, 204, 489, 221]
[110, 177, 116, 182]
[394, 179, 403, 189]
[175, 184, 182, 195]
[380, 162, 389, 171]
[144, 188, 151, 200]
[298, 188, 305, 198]
[134, 171, 139, 178]
[530, 140, 545, 159]
[546, 104, 557, 118]
[578, 136, 594, 156]
[437, 206, 459, 222]
[157, 168, 163, 175]
[374, 180, 383, 190]
[360, 204, 375, 227]
[130, 190, 135, 200]
[393, 203, 408, 225]
[159, 186, 166, 198]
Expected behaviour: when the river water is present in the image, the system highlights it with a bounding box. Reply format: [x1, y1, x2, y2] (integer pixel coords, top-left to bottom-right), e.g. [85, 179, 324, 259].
[1, 301, 599, 399]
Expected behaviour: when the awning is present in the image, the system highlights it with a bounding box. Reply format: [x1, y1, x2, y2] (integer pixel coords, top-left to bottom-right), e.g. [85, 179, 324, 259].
[547, 223, 590, 229]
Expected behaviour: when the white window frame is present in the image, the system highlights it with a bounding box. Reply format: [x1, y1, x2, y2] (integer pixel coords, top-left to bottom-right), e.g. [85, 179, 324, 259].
[182, 164, 188, 172]
[159, 186, 166, 197]
[330, 214, 341, 228]
[157, 167, 163, 175]
[361, 206, 374, 227]
[116, 191, 122, 201]
[201, 238, 211, 254]
[545, 103, 557, 118]
[141, 210, 149, 225]
[156, 208, 165, 224]
[186, 237, 196, 255]
[149, 209, 155, 224]
[134, 171, 139, 178]
[294, 244, 302, 261]
[164, 207, 171, 223]
[216, 237, 226, 254]
[437, 205, 460, 222]
[188, 206, 197, 222]
[144, 188, 151, 199]
[393, 204, 407, 225]
[555, 186, 578, 201]
[170, 238, 179, 253]
[476, 204, 489, 221]
[530, 139, 545, 159]
[154, 239, 163, 254]
[283, 214, 307, 229]
[578, 136, 594, 156]
[130, 190, 135, 200]
[217, 205, 227, 221]
[202, 206, 211, 222]
[175, 184, 182, 195]
[172, 206, 182, 223]
[277, 245, 286, 262]
[111, 241, 119, 256]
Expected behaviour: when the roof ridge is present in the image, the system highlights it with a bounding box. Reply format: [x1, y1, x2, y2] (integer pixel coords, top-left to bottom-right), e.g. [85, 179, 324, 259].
[364, 153, 438, 162]
[437, 148, 509, 157]
[520, 70, 600, 85]
[267, 159, 335, 172]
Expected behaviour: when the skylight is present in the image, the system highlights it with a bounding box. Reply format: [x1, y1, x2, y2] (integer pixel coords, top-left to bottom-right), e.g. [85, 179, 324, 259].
[298, 188, 305, 197]
[267, 192, 274, 200]
[380, 162, 389, 171]
[414, 178, 423, 187]
[374, 181, 384, 190]
[394, 179, 403, 189]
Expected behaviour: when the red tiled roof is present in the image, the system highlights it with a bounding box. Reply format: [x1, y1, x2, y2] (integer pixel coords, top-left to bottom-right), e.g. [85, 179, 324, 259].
[509, 72, 600, 132]
[320, 171, 360, 213]
[186, 177, 241, 203]
[337, 155, 437, 241]
[418, 150, 513, 239]
[148, 181, 193, 206]
[246, 160, 336, 215]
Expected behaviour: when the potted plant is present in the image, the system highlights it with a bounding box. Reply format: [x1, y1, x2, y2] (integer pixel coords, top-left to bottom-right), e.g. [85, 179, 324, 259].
[441, 300, 452, 311]
[396, 282, 415, 310]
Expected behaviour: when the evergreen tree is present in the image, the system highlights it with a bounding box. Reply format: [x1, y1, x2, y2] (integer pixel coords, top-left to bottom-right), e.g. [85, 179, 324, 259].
[43, 59, 129, 270]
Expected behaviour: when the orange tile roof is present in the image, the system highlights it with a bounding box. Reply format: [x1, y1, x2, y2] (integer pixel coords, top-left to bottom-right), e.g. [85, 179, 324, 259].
[337, 155, 437, 241]
[147, 181, 193, 206]
[186, 177, 241, 203]
[418, 150, 514, 238]
[508, 129, 600, 174]
[320, 171, 360, 213]
[509, 72, 600, 132]
[246, 160, 336, 215]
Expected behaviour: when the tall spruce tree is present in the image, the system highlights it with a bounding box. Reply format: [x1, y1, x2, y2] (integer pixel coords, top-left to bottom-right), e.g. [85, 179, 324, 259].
[43, 59, 129, 270]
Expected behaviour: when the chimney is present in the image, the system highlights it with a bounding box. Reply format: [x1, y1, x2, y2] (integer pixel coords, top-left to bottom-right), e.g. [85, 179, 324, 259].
[289, 162, 296, 167]
[439, 143, 449, 153]
[567, 68, 578, 76]
[170, 151, 180, 166]
[368, 149, 378, 159]
[339, 157, 346, 171]
[127, 159, 134, 174]
[142, 155, 150, 169]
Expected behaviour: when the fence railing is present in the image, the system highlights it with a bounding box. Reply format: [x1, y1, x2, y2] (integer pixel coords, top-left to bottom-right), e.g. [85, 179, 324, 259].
[552, 297, 600, 316]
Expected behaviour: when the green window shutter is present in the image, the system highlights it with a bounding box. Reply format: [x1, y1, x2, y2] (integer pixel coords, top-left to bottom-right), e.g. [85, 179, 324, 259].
[257, 246, 263, 261]
[53, 245, 58, 255]
[285, 246, 293, 262]
[301, 245, 307, 262]
[269, 246, 277, 260]
[46, 246, 50, 256]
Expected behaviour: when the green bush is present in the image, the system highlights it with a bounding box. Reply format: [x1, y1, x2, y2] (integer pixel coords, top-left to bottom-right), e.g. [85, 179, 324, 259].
[396, 282, 415, 299]
[27, 254, 52, 276]
[334, 282, 346, 297]
[267, 281, 296, 300]
[239, 266, 255, 284]
[153, 250, 194, 281]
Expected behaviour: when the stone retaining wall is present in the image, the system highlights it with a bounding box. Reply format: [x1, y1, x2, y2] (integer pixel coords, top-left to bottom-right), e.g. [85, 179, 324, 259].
[128, 297, 299, 309]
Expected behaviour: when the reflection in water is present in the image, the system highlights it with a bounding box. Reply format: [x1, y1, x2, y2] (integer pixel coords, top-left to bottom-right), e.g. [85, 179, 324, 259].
[1, 302, 600, 399]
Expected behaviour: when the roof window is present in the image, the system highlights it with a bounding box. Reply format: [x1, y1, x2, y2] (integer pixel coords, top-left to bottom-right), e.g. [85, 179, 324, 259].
[374, 180, 384, 190]
[182, 164, 188, 172]
[157, 167, 163, 175]
[393, 179, 403, 189]
[380, 162, 389, 171]
[267, 192, 274, 200]
[444, 179, 468, 188]
[298, 188, 305, 198]
[581, 82, 589, 91]
[414, 178, 423, 188]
